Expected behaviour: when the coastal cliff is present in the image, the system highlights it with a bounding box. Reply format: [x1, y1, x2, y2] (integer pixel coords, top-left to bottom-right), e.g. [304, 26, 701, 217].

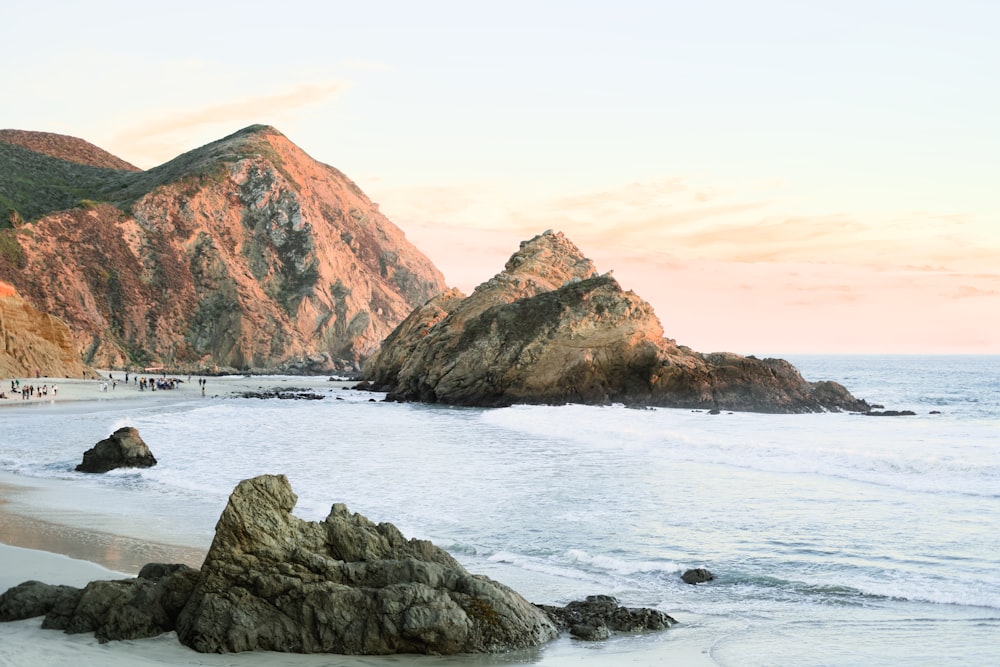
[0, 126, 446, 372]
[364, 231, 869, 413]
[0, 281, 95, 379]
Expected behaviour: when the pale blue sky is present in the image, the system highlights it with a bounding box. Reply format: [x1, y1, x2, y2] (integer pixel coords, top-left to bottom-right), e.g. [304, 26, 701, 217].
[5, 1, 998, 352]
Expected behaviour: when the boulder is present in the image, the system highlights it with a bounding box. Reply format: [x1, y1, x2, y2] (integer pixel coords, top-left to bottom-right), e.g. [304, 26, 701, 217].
[0, 565, 198, 643]
[75, 426, 157, 473]
[174, 474, 559, 654]
[0, 581, 81, 621]
[537, 595, 676, 640]
[681, 568, 715, 585]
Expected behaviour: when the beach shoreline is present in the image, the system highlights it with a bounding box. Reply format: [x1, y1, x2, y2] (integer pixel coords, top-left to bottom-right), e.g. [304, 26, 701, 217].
[1, 371, 355, 408]
[0, 379, 716, 666]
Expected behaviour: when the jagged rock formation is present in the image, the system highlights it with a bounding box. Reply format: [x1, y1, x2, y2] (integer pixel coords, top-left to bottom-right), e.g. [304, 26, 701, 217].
[364, 231, 869, 413]
[0, 280, 96, 378]
[75, 426, 157, 473]
[0, 126, 446, 372]
[0, 474, 674, 653]
[175, 474, 558, 654]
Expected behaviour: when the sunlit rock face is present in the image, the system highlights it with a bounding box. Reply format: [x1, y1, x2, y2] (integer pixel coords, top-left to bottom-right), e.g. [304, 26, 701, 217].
[364, 230, 869, 413]
[0, 280, 94, 378]
[0, 126, 446, 373]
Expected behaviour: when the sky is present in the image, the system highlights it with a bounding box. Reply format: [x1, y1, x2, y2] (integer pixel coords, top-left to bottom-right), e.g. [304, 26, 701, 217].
[4, 1, 998, 354]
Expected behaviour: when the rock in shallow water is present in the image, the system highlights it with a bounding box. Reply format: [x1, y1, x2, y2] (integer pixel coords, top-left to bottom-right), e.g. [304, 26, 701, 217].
[75, 426, 157, 473]
[537, 595, 676, 640]
[682, 568, 715, 585]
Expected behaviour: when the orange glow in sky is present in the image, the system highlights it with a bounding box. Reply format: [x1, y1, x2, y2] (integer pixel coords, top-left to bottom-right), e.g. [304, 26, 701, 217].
[4, 2, 997, 353]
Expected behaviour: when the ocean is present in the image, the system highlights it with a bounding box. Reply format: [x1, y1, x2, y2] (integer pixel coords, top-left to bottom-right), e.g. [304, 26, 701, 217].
[1, 355, 998, 666]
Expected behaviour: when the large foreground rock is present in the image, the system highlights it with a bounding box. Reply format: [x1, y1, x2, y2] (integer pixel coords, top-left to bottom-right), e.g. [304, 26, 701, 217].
[363, 231, 870, 413]
[0, 475, 674, 654]
[175, 474, 558, 654]
[75, 426, 157, 473]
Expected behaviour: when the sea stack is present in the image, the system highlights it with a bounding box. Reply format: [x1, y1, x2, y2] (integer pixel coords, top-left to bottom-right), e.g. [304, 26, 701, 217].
[363, 230, 869, 413]
[76, 426, 157, 473]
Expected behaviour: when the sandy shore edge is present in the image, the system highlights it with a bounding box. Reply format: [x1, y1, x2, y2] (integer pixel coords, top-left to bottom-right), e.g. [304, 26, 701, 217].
[1, 371, 357, 408]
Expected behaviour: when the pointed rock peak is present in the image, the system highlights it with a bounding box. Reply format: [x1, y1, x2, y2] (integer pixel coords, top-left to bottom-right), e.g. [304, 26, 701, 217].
[232, 123, 282, 138]
[475, 230, 597, 296]
[218, 124, 290, 149]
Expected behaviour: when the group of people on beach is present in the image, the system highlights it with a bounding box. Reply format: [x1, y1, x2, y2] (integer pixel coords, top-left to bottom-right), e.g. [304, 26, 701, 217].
[2, 373, 209, 401]
[108, 372, 183, 391]
[2, 379, 57, 400]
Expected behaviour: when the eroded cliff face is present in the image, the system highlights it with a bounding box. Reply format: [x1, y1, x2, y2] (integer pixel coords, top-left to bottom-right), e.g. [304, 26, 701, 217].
[0, 126, 446, 372]
[364, 231, 869, 413]
[0, 281, 95, 379]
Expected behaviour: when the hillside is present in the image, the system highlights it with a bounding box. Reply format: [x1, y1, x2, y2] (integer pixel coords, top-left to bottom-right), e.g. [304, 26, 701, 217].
[0, 126, 447, 372]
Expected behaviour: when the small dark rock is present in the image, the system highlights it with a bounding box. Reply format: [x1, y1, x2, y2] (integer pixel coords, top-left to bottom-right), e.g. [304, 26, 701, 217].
[708, 408, 721, 415]
[929, 410, 941, 415]
[76, 426, 157, 473]
[865, 410, 916, 417]
[537, 594, 676, 640]
[238, 388, 324, 400]
[681, 568, 715, 585]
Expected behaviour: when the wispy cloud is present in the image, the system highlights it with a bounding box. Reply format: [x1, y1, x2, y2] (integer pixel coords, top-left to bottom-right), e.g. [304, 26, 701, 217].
[109, 82, 347, 167]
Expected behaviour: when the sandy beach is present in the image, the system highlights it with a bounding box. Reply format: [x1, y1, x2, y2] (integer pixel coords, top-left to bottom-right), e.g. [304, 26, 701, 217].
[0, 375, 714, 666]
[1, 371, 354, 407]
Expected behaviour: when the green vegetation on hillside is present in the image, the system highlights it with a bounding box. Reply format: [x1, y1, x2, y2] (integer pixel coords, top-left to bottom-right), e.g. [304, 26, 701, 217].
[0, 141, 139, 224]
[0, 124, 294, 227]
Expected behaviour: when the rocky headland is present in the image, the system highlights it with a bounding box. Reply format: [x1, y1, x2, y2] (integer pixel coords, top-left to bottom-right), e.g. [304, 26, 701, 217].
[363, 231, 869, 413]
[0, 126, 446, 373]
[0, 474, 674, 654]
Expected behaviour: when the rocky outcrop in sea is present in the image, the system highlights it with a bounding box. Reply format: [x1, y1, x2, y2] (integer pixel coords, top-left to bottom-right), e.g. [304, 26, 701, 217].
[75, 426, 157, 473]
[363, 230, 869, 413]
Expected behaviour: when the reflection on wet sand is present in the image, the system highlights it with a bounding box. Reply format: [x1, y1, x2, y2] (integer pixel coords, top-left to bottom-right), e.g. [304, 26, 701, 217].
[0, 507, 205, 574]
